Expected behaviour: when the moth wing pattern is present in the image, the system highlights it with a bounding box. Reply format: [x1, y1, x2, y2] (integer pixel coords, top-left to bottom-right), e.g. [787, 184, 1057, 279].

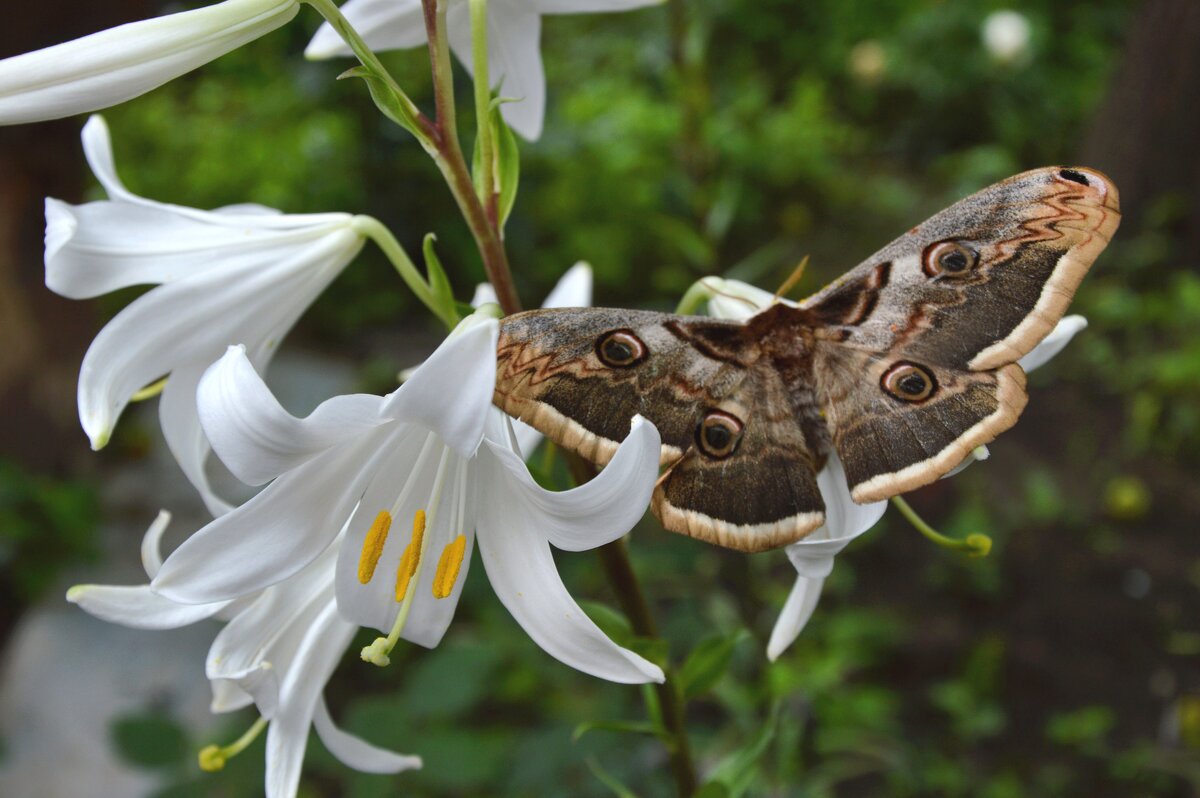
[803, 166, 1119, 501]
[494, 308, 749, 465]
[495, 308, 827, 551]
[652, 358, 826, 552]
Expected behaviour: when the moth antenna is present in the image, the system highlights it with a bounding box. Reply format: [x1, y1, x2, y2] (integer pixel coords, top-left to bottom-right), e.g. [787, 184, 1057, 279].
[774, 254, 810, 300]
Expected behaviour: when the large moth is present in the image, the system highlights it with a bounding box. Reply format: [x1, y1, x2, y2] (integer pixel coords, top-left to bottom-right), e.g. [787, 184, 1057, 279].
[493, 167, 1120, 552]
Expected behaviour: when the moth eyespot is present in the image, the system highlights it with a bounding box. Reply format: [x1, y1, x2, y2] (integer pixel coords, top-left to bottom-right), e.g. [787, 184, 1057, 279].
[923, 240, 979, 278]
[696, 410, 744, 459]
[881, 362, 937, 402]
[595, 330, 647, 368]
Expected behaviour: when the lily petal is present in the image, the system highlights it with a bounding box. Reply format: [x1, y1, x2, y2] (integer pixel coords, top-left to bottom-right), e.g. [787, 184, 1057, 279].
[766, 576, 825, 662]
[527, 0, 663, 12]
[67, 583, 228, 630]
[0, 0, 299, 126]
[1019, 315, 1087, 372]
[447, 3, 545, 140]
[199, 346, 387, 486]
[265, 604, 356, 798]
[476, 428, 664, 684]
[152, 436, 384, 603]
[541, 261, 593, 309]
[381, 319, 498, 457]
[139, 509, 172, 579]
[314, 698, 422, 774]
[305, 0, 427, 59]
[482, 415, 660, 552]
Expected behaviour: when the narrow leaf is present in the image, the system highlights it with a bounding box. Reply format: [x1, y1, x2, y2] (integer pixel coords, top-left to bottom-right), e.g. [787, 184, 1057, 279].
[585, 757, 641, 798]
[421, 233, 458, 327]
[706, 701, 782, 797]
[573, 719, 664, 743]
[678, 630, 749, 700]
[492, 107, 520, 227]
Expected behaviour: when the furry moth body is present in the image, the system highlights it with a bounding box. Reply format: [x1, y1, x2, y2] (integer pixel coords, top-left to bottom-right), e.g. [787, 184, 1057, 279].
[494, 167, 1120, 552]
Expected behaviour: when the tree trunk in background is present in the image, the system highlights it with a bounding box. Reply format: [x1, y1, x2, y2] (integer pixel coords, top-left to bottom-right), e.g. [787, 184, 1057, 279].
[0, 2, 158, 472]
[1082, 0, 1200, 252]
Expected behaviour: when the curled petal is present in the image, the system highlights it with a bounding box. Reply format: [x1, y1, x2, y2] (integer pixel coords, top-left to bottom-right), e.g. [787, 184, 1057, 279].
[1019, 315, 1087, 372]
[482, 415, 660, 552]
[67, 583, 227, 630]
[199, 346, 386, 485]
[265, 605, 356, 798]
[766, 576, 825, 662]
[0, 0, 298, 125]
[139, 509, 172, 579]
[382, 319, 498, 457]
[314, 698, 422, 774]
[161, 362, 233, 517]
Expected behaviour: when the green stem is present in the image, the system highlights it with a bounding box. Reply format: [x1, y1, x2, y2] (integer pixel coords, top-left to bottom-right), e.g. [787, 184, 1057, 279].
[353, 216, 456, 328]
[566, 456, 697, 797]
[420, 0, 522, 315]
[302, 0, 435, 146]
[891, 496, 992, 558]
[469, 0, 496, 215]
[596, 540, 698, 797]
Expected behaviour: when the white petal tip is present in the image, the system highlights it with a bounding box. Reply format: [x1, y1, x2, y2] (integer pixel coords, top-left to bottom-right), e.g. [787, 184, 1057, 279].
[43, 198, 78, 264]
[89, 428, 112, 451]
[65, 585, 88, 603]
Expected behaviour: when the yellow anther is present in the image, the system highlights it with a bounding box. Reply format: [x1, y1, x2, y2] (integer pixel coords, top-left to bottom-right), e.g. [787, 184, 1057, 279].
[393, 509, 426, 601]
[357, 510, 392, 584]
[433, 535, 467, 599]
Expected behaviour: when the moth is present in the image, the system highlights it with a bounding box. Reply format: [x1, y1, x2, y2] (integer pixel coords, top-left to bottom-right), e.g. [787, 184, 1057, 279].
[493, 167, 1120, 552]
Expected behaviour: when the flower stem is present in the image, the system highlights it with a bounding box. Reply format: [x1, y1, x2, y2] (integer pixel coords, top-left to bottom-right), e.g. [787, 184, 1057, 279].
[595, 538, 698, 797]
[565, 455, 697, 796]
[891, 495, 993, 558]
[353, 216, 457, 326]
[469, 0, 496, 213]
[420, 0, 522, 315]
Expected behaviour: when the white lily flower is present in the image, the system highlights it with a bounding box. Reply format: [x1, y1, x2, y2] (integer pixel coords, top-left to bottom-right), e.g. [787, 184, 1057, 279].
[0, 0, 298, 125]
[47, 116, 368, 515]
[68, 512, 419, 797]
[152, 315, 666, 684]
[305, 0, 662, 140]
[702, 277, 1090, 657]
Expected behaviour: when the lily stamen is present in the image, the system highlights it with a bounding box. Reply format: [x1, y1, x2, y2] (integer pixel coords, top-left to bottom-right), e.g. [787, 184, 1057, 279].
[891, 495, 992, 558]
[198, 715, 268, 772]
[362, 447, 453, 668]
[357, 510, 392, 584]
[433, 535, 467, 599]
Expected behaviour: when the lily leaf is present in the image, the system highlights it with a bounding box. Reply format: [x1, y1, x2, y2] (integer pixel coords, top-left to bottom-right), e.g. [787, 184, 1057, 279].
[585, 757, 641, 798]
[678, 629, 750, 700]
[421, 234, 459, 327]
[572, 719, 664, 743]
[701, 701, 782, 797]
[338, 65, 423, 140]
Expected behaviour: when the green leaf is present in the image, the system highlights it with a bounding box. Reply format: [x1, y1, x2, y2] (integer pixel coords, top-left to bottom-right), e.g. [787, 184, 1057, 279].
[695, 784, 732, 798]
[580, 600, 634, 646]
[678, 629, 749, 700]
[585, 757, 641, 798]
[703, 702, 782, 797]
[421, 233, 459, 327]
[109, 711, 189, 769]
[492, 108, 520, 227]
[572, 719, 664, 743]
[337, 66, 422, 140]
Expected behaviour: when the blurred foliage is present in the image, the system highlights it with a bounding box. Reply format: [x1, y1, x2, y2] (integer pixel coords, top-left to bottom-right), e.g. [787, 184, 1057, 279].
[52, 0, 1200, 795]
[0, 459, 97, 606]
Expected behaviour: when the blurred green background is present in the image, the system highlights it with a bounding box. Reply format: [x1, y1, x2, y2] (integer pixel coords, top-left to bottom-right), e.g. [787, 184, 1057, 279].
[1, 0, 1199, 795]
